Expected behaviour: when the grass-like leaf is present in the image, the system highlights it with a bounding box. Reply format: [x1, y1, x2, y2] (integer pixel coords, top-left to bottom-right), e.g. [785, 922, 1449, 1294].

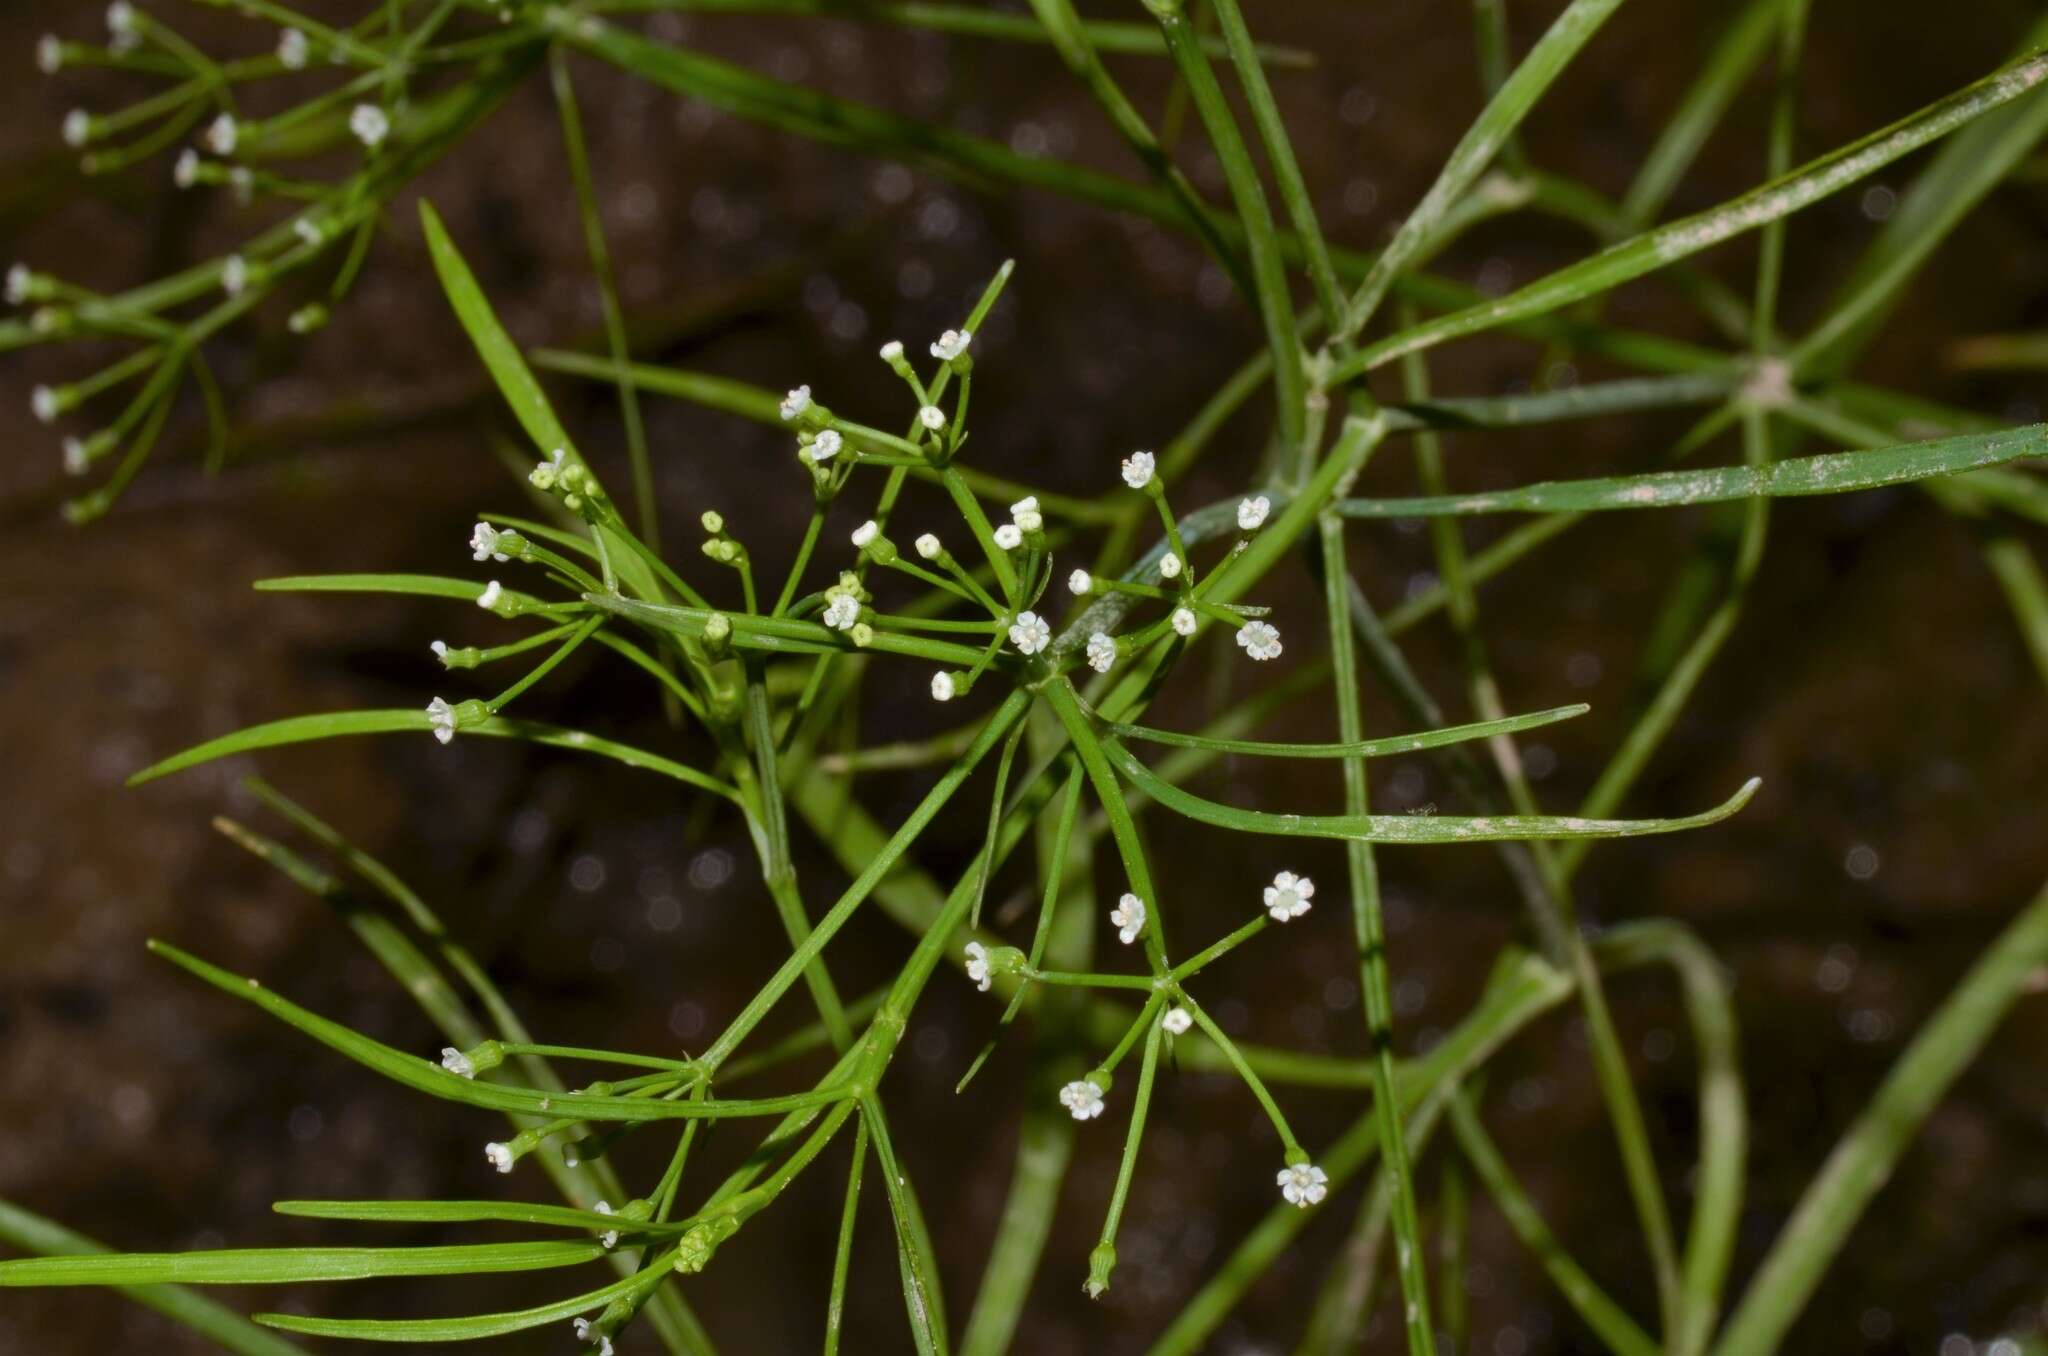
[1106, 703, 1587, 758]
[1104, 737, 1760, 843]
[0, 1240, 605, 1287]
[127, 709, 739, 802]
[1336, 424, 2045, 518]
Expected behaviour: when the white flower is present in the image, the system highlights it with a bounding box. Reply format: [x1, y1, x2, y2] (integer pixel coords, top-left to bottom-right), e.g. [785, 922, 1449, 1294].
[38, 35, 63, 75]
[1110, 892, 1146, 945]
[1158, 552, 1183, 580]
[440, 1047, 475, 1078]
[915, 533, 942, 560]
[1236, 620, 1283, 661]
[592, 1200, 619, 1249]
[931, 329, 972, 360]
[1162, 1007, 1192, 1035]
[931, 671, 956, 702]
[1086, 631, 1116, 673]
[1008, 610, 1051, 655]
[63, 437, 89, 476]
[964, 941, 992, 992]
[63, 110, 91, 149]
[220, 254, 248, 297]
[779, 384, 811, 420]
[1059, 1080, 1105, 1121]
[1237, 495, 1271, 530]
[295, 216, 325, 247]
[484, 1141, 514, 1173]
[349, 103, 390, 149]
[573, 1318, 615, 1356]
[1171, 607, 1197, 637]
[1010, 495, 1039, 516]
[107, 3, 136, 38]
[174, 148, 200, 189]
[1014, 509, 1043, 534]
[1278, 1161, 1329, 1207]
[879, 339, 904, 361]
[426, 697, 459, 745]
[1068, 569, 1092, 595]
[430, 640, 450, 664]
[6, 264, 30, 306]
[205, 113, 238, 156]
[808, 428, 843, 462]
[993, 524, 1022, 551]
[822, 594, 861, 631]
[1262, 870, 1314, 922]
[31, 386, 58, 424]
[918, 405, 947, 431]
[476, 580, 504, 611]
[277, 27, 309, 69]
[851, 520, 880, 549]
[1120, 450, 1155, 490]
[470, 521, 509, 562]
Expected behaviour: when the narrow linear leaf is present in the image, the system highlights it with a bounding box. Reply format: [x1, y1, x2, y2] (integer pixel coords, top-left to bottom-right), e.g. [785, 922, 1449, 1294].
[273, 1200, 687, 1234]
[145, 940, 841, 1124]
[0, 1241, 604, 1287]
[1103, 738, 1760, 843]
[1107, 703, 1587, 758]
[256, 1270, 649, 1343]
[127, 709, 739, 802]
[1336, 424, 2046, 518]
[0, 1199, 306, 1356]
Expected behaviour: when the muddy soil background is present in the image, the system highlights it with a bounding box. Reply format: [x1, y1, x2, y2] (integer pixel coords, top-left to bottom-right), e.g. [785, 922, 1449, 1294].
[3, 1, 2047, 1352]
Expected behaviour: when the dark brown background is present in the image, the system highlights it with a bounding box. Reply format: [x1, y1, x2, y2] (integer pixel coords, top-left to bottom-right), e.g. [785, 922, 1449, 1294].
[3, 1, 2046, 1352]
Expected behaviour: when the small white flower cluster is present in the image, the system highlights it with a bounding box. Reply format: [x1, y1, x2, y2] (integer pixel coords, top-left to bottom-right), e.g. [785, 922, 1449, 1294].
[918, 405, 947, 431]
[930, 329, 972, 361]
[964, 941, 992, 992]
[1170, 607, 1197, 638]
[1009, 494, 1042, 536]
[349, 103, 390, 150]
[440, 1046, 476, 1078]
[1109, 892, 1146, 945]
[1059, 1079, 1105, 1121]
[1158, 552, 1183, 580]
[1278, 1161, 1329, 1207]
[1120, 449, 1155, 490]
[470, 521, 511, 563]
[591, 1200, 619, 1249]
[804, 428, 843, 464]
[1085, 631, 1116, 673]
[1262, 870, 1313, 922]
[572, 1317, 615, 1356]
[277, 27, 309, 69]
[106, 2, 138, 52]
[930, 671, 957, 702]
[484, 1141, 515, 1173]
[822, 593, 862, 631]
[1162, 1006, 1193, 1035]
[1008, 610, 1051, 656]
[426, 697, 460, 746]
[206, 113, 238, 156]
[1237, 495, 1272, 531]
[477, 580, 504, 612]
[1235, 620, 1283, 662]
[779, 384, 811, 421]
[915, 533, 942, 561]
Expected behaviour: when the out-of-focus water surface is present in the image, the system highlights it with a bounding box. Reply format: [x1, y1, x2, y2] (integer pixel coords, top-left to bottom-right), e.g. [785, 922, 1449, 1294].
[2, 1, 2046, 1352]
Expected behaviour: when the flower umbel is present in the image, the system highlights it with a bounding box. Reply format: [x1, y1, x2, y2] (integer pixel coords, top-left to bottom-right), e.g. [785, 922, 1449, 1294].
[1085, 631, 1116, 673]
